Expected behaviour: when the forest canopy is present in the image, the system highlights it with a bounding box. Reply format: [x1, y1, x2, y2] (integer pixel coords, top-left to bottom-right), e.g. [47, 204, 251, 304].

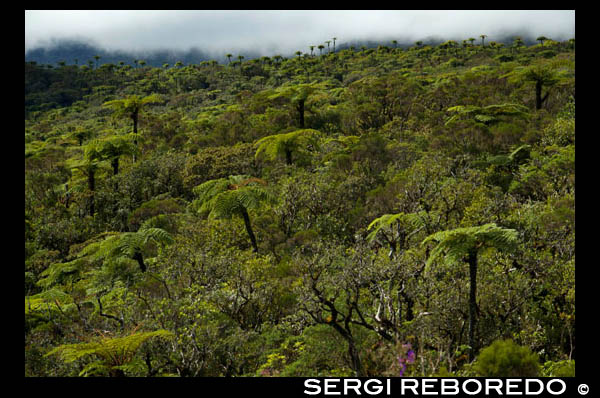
[25, 35, 575, 377]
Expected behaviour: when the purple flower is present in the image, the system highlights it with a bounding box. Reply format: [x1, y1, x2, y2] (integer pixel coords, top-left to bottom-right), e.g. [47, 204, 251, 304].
[398, 342, 416, 376]
[399, 361, 407, 376]
[407, 350, 415, 364]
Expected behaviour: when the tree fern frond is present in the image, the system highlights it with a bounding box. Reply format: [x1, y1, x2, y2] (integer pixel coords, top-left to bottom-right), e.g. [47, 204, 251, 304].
[254, 129, 321, 163]
[46, 330, 174, 367]
[138, 227, 175, 246]
[423, 223, 518, 267]
[36, 258, 87, 288]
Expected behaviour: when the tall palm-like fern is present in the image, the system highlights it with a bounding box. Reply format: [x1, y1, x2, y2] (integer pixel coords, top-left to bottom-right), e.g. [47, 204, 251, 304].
[102, 94, 162, 162]
[86, 133, 138, 175]
[38, 227, 174, 293]
[254, 129, 321, 166]
[46, 329, 174, 377]
[192, 175, 272, 253]
[67, 154, 106, 216]
[480, 34, 488, 47]
[68, 127, 94, 146]
[110, 227, 174, 273]
[422, 223, 518, 360]
[501, 61, 573, 110]
[267, 82, 329, 128]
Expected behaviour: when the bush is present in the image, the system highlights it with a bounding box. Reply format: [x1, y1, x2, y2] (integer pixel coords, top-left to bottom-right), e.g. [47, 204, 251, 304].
[495, 54, 514, 62]
[128, 198, 183, 231]
[542, 360, 575, 377]
[182, 143, 258, 192]
[473, 339, 540, 377]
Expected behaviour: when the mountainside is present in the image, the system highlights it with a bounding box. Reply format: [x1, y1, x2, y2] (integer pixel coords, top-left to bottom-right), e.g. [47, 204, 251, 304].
[25, 33, 548, 68]
[25, 37, 575, 378]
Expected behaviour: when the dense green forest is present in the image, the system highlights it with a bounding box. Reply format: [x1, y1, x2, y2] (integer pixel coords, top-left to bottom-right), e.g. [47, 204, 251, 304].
[25, 36, 575, 377]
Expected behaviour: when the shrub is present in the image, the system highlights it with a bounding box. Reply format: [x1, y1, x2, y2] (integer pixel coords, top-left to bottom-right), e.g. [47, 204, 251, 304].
[542, 359, 575, 377]
[473, 339, 540, 377]
[128, 198, 183, 231]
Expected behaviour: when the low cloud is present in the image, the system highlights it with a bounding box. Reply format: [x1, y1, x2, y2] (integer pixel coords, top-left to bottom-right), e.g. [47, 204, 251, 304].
[25, 10, 575, 57]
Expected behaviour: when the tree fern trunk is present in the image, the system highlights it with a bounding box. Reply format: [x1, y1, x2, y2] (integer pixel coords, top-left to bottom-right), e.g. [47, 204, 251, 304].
[133, 251, 146, 272]
[297, 100, 305, 128]
[88, 171, 95, 216]
[65, 183, 70, 209]
[112, 157, 119, 176]
[241, 208, 258, 253]
[110, 368, 125, 377]
[535, 80, 543, 110]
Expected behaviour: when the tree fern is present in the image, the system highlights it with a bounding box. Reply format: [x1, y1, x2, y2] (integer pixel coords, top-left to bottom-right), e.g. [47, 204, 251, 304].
[102, 94, 162, 162]
[254, 129, 321, 165]
[112, 227, 175, 259]
[423, 223, 518, 268]
[422, 223, 518, 360]
[38, 227, 173, 294]
[85, 133, 138, 175]
[192, 175, 273, 252]
[25, 287, 75, 315]
[265, 82, 330, 128]
[36, 257, 89, 289]
[46, 329, 174, 377]
[500, 62, 573, 110]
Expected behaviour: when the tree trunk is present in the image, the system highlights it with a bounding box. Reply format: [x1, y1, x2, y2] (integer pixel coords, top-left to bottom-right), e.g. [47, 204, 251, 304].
[109, 368, 125, 377]
[405, 294, 414, 322]
[65, 183, 70, 209]
[112, 157, 119, 176]
[535, 81, 550, 110]
[347, 339, 365, 377]
[88, 171, 95, 216]
[297, 100, 305, 128]
[331, 321, 365, 377]
[133, 251, 146, 272]
[285, 148, 293, 165]
[241, 208, 258, 253]
[535, 81, 543, 110]
[467, 250, 478, 361]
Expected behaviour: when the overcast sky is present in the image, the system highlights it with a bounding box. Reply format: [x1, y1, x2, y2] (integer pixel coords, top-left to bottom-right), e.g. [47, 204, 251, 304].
[25, 10, 575, 56]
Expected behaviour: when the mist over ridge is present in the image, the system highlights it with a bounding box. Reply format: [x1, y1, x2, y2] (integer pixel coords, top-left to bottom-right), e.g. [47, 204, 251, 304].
[25, 30, 572, 68]
[25, 10, 574, 66]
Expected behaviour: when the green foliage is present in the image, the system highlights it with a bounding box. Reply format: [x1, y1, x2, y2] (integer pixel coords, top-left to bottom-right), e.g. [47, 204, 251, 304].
[254, 129, 321, 165]
[192, 175, 272, 219]
[86, 133, 138, 161]
[46, 330, 174, 376]
[473, 339, 540, 377]
[25, 35, 575, 377]
[423, 223, 518, 267]
[182, 143, 257, 190]
[102, 94, 162, 119]
[112, 227, 174, 259]
[445, 103, 529, 126]
[128, 198, 183, 231]
[542, 359, 575, 377]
